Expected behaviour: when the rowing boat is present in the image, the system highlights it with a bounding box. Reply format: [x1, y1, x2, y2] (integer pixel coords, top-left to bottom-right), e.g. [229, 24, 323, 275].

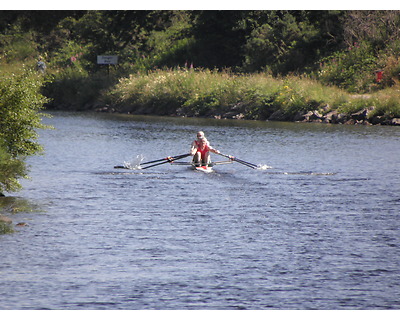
[192, 164, 214, 173]
[114, 152, 260, 171]
[172, 160, 234, 173]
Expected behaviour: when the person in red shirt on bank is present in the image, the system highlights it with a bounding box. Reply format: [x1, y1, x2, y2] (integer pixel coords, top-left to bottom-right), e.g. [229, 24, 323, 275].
[190, 131, 220, 167]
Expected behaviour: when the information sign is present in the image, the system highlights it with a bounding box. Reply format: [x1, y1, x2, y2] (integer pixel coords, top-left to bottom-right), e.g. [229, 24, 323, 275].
[97, 55, 118, 65]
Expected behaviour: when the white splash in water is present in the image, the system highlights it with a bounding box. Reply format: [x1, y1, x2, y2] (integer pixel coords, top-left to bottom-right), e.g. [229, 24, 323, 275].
[123, 154, 144, 170]
[257, 164, 273, 170]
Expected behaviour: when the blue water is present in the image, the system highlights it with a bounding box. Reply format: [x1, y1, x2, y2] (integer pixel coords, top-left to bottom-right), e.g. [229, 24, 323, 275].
[1, 111, 399, 309]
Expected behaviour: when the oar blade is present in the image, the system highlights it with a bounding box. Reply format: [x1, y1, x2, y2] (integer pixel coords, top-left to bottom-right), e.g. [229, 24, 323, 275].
[219, 153, 258, 169]
[234, 158, 258, 169]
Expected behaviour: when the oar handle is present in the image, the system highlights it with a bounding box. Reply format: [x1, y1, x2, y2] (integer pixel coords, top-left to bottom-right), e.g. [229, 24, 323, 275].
[141, 159, 173, 169]
[141, 153, 191, 169]
[219, 153, 234, 160]
[141, 153, 191, 165]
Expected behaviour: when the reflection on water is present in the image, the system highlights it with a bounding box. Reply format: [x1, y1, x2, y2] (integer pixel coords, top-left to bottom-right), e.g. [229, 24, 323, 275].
[0, 196, 42, 214]
[1, 111, 399, 310]
[0, 197, 43, 234]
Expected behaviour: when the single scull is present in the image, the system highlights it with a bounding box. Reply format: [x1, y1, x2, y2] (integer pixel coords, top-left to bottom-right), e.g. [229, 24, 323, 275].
[114, 153, 259, 171]
[171, 160, 234, 173]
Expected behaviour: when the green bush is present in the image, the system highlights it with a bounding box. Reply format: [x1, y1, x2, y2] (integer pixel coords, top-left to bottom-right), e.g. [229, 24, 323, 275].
[43, 67, 119, 109]
[50, 40, 92, 72]
[0, 29, 38, 63]
[380, 55, 400, 87]
[0, 68, 50, 193]
[318, 42, 378, 92]
[0, 144, 27, 193]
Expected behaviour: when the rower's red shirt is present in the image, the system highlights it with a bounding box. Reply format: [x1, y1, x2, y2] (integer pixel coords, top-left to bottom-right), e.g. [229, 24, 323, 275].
[194, 140, 210, 157]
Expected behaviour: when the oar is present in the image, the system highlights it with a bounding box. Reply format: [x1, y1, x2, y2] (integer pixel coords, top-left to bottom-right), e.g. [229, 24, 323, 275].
[233, 157, 258, 168]
[140, 153, 191, 166]
[219, 153, 258, 169]
[141, 153, 191, 169]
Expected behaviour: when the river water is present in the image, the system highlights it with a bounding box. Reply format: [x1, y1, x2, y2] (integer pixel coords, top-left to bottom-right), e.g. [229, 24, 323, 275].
[1, 111, 399, 310]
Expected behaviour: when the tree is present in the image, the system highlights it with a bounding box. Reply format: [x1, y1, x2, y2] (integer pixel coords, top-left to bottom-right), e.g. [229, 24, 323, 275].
[0, 68, 50, 194]
[190, 10, 247, 68]
[242, 11, 344, 74]
[342, 11, 400, 50]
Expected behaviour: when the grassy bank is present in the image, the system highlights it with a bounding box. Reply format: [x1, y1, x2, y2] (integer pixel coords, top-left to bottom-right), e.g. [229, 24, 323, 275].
[104, 68, 400, 124]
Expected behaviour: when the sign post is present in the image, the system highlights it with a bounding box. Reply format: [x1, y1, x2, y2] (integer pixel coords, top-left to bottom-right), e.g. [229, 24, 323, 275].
[97, 55, 118, 76]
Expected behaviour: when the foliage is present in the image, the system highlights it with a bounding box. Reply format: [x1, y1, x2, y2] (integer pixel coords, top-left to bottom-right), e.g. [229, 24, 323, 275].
[317, 41, 378, 92]
[189, 11, 247, 69]
[50, 40, 91, 72]
[4, 10, 400, 94]
[144, 11, 194, 67]
[379, 54, 400, 87]
[0, 144, 27, 193]
[316, 11, 400, 92]
[243, 11, 320, 74]
[0, 30, 38, 64]
[0, 68, 50, 193]
[342, 11, 400, 49]
[0, 69, 49, 157]
[42, 67, 117, 109]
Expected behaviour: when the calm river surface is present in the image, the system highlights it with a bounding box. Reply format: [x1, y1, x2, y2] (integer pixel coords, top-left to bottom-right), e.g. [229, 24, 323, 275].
[1, 111, 400, 310]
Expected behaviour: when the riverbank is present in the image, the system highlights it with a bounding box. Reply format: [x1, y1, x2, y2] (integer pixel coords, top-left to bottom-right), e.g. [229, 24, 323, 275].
[45, 69, 400, 126]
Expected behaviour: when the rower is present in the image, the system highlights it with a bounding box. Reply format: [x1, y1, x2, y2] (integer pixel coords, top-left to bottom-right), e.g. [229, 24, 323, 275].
[190, 131, 220, 167]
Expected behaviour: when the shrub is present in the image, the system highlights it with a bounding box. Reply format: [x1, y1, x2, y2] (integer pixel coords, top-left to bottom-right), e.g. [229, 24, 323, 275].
[0, 68, 50, 193]
[0, 144, 27, 193]
[0, 30, 38, 63]
[380, 55, 400, 87]
[318, 42, 378, 92]
[43, 69, 116, 109]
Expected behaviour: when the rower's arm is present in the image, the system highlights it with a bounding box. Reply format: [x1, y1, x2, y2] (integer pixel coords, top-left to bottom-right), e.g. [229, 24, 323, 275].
[209, 146, 220, 154]
[190, 141, 197, 155]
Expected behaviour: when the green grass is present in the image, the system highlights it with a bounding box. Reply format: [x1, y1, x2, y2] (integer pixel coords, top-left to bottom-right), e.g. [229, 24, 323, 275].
[368, 89, 400, 118]
[107, 69, 350, 119]
[106, 68, 400, 121]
